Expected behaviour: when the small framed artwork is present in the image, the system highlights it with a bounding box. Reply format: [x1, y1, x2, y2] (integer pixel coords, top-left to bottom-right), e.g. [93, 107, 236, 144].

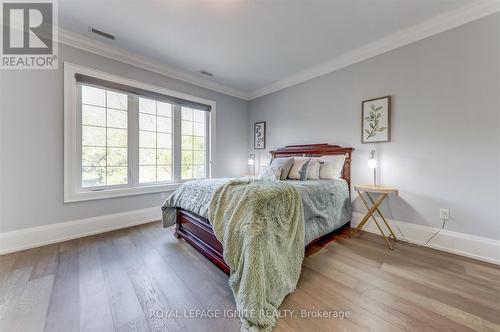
[362, 96, 391, 143]
[254, 121, 266, 149]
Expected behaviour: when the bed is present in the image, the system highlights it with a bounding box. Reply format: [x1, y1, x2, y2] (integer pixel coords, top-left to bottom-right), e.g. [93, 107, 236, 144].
[162, 143, 354, 275]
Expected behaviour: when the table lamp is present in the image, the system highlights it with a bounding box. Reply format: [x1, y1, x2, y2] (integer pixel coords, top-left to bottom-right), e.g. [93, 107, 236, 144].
[248, 154, 256, 175]
[368, 150, 377, 186]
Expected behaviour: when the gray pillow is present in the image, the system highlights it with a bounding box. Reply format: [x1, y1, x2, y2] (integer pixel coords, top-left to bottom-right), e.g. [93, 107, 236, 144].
[299, 160, 311, 180]
[269, 157, 294, 180]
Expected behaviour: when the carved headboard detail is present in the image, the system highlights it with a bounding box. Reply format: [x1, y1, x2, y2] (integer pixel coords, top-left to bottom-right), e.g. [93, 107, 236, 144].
[269, 143, 354, 190]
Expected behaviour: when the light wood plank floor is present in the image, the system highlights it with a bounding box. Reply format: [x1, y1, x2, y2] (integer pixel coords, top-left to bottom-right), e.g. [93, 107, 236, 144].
[1, 222, 499, 332]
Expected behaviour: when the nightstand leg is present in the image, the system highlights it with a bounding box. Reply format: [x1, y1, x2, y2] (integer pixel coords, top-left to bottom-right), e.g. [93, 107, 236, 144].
[355, 193, 385, 232]
[371, 214, 393, 250]
[354, 203, 371, 232]
[366, 193, 398, 242]
[357, 193, 394, 249]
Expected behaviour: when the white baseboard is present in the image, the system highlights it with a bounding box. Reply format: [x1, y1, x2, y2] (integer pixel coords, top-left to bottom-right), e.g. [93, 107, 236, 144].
[0, 207, 162, 255]
[351, 212, 500, 265]
[2, 209, 498, 266]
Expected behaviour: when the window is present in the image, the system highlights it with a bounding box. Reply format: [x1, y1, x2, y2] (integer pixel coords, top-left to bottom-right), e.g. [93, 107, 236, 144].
[81, 86, 128, 187]
[139, 98, 173, 183]
[181, 107, 207, 180]
[64, 63, 215, 202]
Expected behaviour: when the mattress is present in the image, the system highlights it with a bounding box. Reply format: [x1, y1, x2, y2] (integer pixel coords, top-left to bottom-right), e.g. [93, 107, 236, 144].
[161, 178, 352, 245]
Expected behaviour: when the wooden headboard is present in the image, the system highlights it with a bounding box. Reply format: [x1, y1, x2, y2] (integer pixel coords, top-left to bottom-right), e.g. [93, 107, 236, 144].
[269, 143, 354, 189]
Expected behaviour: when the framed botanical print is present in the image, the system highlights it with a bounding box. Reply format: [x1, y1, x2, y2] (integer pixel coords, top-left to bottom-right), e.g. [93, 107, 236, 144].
[362, 96, 391, 143]
[254, 121, 266, 149]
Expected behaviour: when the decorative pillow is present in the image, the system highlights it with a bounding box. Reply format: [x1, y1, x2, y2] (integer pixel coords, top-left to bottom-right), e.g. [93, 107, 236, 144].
[299, 159, 311, 180]
[269, 157, 294, 180]
[258, 166, 282, 180]
[306, 158, 320, 180]
[319, 154, 347, 179]
[288, 157, 311, 180]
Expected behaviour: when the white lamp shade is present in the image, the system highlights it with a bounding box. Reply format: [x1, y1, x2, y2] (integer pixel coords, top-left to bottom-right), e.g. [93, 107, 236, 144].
[368, 158, 377, 169]
[247, 158, 255, 166]
[368, 150, 377, 168]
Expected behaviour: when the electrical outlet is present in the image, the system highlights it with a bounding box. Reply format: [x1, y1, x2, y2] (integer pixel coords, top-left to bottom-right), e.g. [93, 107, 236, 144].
[440, 209, 450, 221]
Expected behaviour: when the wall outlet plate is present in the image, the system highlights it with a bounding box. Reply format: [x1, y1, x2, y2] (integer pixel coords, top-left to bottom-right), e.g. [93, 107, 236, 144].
[440, 208, 450, 221]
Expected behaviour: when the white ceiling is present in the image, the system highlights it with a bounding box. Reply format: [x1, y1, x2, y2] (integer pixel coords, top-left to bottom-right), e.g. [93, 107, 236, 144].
[59, 0, 487, 97]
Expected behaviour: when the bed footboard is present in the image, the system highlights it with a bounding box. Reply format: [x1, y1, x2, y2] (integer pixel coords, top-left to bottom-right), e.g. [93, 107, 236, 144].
[175, 209, 230, 274]
[174, 208, 350, 275]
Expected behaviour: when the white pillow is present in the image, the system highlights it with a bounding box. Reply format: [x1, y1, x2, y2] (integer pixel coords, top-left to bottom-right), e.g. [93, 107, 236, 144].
[306, 158, 320, 180]
[288, 158, 310, 180]
[269, 157, 294, 180]
[319, 154, 347, 179]
[258, 165, 282, 180]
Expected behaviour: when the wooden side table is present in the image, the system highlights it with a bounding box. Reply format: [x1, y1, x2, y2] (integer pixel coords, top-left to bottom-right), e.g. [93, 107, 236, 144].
[353, 185, 399, 249]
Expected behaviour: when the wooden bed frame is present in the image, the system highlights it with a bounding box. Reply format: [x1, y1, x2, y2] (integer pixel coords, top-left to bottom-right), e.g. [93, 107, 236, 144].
[174, 144, 354, 274]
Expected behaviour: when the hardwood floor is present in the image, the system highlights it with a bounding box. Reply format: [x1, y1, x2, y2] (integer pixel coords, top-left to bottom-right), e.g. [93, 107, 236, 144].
[0, 222, 499, 332]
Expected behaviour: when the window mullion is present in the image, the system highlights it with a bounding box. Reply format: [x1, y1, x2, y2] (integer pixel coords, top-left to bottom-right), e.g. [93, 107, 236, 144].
[129, 95, 139, 187]
[173, 104, 182, 181]
[205, 111, 210, 179]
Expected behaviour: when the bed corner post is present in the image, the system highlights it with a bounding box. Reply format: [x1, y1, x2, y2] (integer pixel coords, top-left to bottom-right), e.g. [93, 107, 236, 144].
[174, 209, 181, 238]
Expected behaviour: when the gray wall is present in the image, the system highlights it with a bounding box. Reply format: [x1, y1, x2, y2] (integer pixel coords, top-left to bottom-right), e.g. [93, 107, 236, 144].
[1, 14, 498, 241]
[0, 43, 248, 233]
[248, 14, 500, 240]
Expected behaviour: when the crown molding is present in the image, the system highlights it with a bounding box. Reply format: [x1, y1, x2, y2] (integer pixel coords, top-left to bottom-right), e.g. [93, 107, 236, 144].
[57, 28, 251, 100]
[249, 0, 500, 100]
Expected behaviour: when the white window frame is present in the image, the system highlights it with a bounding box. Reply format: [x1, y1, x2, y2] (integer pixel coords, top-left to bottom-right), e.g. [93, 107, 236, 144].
[64, 62, 216, 202]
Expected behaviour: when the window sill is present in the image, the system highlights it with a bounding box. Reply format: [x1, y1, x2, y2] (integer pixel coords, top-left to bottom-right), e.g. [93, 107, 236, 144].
[64, 182, 182, 203]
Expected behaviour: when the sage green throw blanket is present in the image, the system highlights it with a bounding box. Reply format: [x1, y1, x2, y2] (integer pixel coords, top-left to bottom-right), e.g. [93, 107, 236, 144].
[209, 179, 305, 332]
